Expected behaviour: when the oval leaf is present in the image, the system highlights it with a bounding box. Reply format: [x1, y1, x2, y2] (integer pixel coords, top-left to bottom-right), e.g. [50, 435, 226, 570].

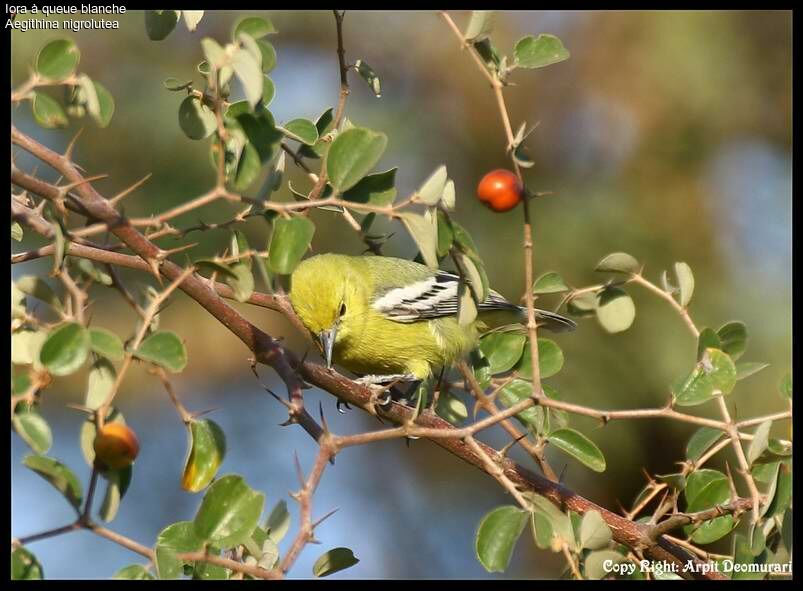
[594, 252, 639, 274]
[674, 262, 694, 307]
[595, 286, 635, 333]
[193, 474, 264, 548]
[11, 547, 43, 580]
[31, 92, 68, 128]
[672, 348, 737, 406]
[179, 96, 217, 140]
[548, 428, 606, 472]
[89, 327, 124, 361]
[686, 427, 722, 463]
[342, 168, 397, 206]
[23, 454, 83, 509]
[717, 321, 747, 361]
[326, 127, 388, 192]
[514, 338, 564, 380]
[40, 322, 90, 376]
[580, 510, 612, 550]
[479, 331, 526, 375]
[234, 17, 276, 40]
[475, 506, 528, 573]
[268, 216, 316, 275]
[514, 34, 570, 69]
[182, 419, 227, 493]
[400, 212, 438, 269]
[312, 547, 360, 577]
[36, 39, 80, 80]
[532, 271, 569, 294]
[134, 331, 187, 373]
[145, 10, 179, 41]
[12, 410, 53, 455]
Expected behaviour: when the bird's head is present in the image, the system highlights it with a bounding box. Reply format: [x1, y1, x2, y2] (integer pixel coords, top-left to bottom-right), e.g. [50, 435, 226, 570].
[289, 254, 364, 369]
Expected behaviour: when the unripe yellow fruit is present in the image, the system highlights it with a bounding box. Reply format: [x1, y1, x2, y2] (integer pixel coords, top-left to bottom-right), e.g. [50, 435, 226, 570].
[93, 423, 140, 470]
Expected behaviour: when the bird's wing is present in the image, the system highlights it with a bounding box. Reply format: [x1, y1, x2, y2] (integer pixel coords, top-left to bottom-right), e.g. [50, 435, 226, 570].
[372, 270, 518, 323]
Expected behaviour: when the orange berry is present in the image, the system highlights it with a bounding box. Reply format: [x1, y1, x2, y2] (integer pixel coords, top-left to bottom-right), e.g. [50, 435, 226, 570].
[476, 169, 524, 212]
[93, 422, 140, 471]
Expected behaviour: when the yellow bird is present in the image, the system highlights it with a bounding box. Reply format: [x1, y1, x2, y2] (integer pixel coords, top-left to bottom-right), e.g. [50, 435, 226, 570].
[289, 254, 575, 385]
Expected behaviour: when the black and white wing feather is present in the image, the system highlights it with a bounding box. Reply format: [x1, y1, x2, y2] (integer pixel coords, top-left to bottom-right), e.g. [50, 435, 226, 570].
[372, 271, 519, 323]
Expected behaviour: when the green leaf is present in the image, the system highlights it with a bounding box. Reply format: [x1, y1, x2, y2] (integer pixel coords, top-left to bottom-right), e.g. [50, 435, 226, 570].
[435, 392, 468, 426]
[763, 461, 792, 519]
[342, 168, 397, 206]
[39, 322, 90, 376]
[735, 362, 770, 381]
[436, 210, 454, 258]
[584, 550, 627, 580]
[595, 286, 635, 333]
[326, 127, 388, 192]
[527, 493, 574, 546]
[193, 474, 264, 548]
[497, 379, 544, 433]
[225, 261, 255, 303]
[23, 454, 83, 510]
[145, 10, 179, 41]
[278, 118, 318, 145]
[747, 420, 772, 466]
[717, 321, 747, 361]
[256, 40, 277, 73]
[182, 419, 227, 493]
[99, 465, 132, 522]
[15, 276, 62, 311]
[261, 75, 275, 106]
[731, 534, 765, 580]
[457, 281, 478, 326]
[415, 165, 448, 206]
[12, 410, 53, 455]
[685, 469, 726, 505]
[479, 331, 526, 374]
[74, 258, 113, 285]
[514, 338, 564, 380]
[11, 547, 43, 580]
[547, 428, 606, 472]
[464, 11, 495, 42]
[354, 59, 381, 97]
[31, 92, 68, 128]
[684, 478, 734, 544]
[579, 510, 612, 550]
[201, 38, 227, 69]
[312, 547, 360, 577]
[674, 262, 694, 307]
[400, 212, 438, 269]
[779, 371, 792, 400]
[232, 47, 263, 107]
[113, 564, 154, 580]
[234, 17, 276, 40]
[530, 509, 553, 550]
[91, 81, 114, 127]
[134, 331, 188, 373]
[696, 328, 721, 360]
[11, 221, 23, 241]
[594, 252, 639, 274]
[686, 427, 722, 463]
[89, 328, 124, 361]
[474, 506, 527, 573]
[513, 34, 570, 69]
[455, 250, 488, 304]
[265, 500, 291, 543]
[673, 348, 737, 406]
[155, 521, 203, 579]
[36, 39, 80, 80]
[268, 216, 316, 275]
[532, 271, 569, 294]
[179, 96, 216, 140]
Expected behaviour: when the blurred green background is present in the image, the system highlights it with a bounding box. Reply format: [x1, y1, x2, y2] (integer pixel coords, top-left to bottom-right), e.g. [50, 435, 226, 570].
[11, 10, 791, 579]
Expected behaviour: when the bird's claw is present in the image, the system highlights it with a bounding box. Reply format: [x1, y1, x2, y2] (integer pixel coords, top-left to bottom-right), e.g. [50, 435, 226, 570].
[336, 399, 351, 414]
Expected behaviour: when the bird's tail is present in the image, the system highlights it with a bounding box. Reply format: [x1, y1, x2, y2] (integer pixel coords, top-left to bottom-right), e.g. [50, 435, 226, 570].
[532, 307, 577, 333]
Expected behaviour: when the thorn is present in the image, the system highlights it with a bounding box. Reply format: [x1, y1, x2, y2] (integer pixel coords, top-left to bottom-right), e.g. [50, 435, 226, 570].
[318, 401, 330, 434]
[61, 173, 109, 193]
[158, 242, 198, 258]
[312, 507, 339, 529]
[110, 173, 152, 206]
[499, 433, 528, 458]
[63, 128, 84, 161]
[558, 463, 568, 484]
[293, 452, 304, 486]
[146, 258, 163, 283]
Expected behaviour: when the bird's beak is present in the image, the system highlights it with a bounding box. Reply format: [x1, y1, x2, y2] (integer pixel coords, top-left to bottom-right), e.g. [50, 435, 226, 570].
[318, 327, 337, 370]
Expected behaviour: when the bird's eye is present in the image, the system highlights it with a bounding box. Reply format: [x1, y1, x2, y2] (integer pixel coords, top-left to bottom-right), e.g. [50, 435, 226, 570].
[339, 302, 347, 317]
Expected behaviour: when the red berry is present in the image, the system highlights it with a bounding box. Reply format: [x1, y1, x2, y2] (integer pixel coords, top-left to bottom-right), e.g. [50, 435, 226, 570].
[476, 169, 523, 212]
